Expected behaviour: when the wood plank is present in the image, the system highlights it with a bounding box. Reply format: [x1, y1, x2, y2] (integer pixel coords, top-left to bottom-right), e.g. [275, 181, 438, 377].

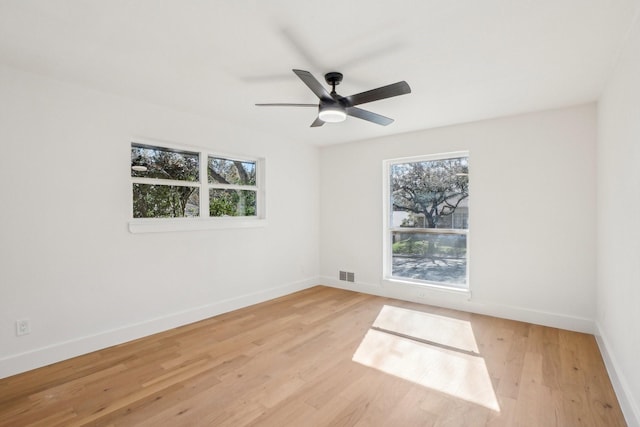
[0, 286, 627, 426]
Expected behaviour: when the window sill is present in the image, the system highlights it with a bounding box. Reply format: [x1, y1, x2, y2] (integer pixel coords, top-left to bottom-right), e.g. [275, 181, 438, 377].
[128, 217, 267, 233]
[382, 277, 470, 296]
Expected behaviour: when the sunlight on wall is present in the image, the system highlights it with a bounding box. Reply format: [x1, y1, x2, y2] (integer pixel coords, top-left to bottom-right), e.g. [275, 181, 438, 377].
[353, 306, 500, 411]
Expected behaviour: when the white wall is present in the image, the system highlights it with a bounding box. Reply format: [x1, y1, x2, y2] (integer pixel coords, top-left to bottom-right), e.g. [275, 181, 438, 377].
[0, 65, 320, 378]
[320, 104, 597, 332]
[597, 11, 640, 425]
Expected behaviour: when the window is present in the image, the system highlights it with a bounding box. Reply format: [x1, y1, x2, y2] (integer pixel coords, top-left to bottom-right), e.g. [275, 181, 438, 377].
[131, 144, 200, 218]
[208, 156, 257, 217]
[130, 142, 263, 227]
[384, 152, 469, 289]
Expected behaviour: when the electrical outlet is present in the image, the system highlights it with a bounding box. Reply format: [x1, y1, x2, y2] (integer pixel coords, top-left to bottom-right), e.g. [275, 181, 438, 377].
[16, 319, 30, 336]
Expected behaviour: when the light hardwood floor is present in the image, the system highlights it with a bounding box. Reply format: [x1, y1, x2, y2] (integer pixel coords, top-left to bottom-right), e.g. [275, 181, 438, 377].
[0, 286, 626, 426]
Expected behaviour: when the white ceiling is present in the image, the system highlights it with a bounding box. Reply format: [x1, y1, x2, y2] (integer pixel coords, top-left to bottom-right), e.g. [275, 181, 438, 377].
[0, 0, 638, 146]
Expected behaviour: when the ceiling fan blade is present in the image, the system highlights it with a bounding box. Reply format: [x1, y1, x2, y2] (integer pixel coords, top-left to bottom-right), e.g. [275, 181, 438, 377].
[344, 81, 411, 107]
[281, 28, 323, 70]
[310, 117, 325, 127]
[347, 107, 394, 126]
[293, 69, 332, 101]
[255, 103, 317, 107]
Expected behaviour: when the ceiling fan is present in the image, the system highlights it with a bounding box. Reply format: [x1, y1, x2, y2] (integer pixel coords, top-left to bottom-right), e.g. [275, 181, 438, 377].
[256, 69, 411, 127]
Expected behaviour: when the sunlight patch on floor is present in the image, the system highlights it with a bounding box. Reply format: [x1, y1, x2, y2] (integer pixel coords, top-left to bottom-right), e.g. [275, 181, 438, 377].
[372, 305, 479, 354]
[353, 306, 500, 411]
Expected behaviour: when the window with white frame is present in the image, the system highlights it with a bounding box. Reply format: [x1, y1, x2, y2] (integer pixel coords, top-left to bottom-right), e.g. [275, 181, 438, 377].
[384, 152, 469, 289]
[131, 142, 262, 220]
[207, 156, 257, 217]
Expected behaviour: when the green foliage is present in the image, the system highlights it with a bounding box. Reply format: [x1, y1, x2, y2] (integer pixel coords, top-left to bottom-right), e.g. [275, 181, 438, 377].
[392, 234, 467, 258]
[209, 190, 257, 217]
[393, 238, 430, 255]
[133, 184, 198, 218]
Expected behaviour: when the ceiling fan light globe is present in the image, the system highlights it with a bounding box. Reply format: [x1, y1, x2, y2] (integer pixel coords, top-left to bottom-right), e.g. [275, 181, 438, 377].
[318, 107, 347, 123]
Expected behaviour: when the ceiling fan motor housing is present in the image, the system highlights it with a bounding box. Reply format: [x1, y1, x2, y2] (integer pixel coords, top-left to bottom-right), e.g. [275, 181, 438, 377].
[324, 72, 343, 87]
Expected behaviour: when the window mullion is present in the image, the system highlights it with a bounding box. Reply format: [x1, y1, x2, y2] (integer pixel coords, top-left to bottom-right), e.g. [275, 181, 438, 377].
[209, 184, 258, 191]
[199, 152, 208, 218]
[131, 177, 199, 187]
[389, 227, 468, 235]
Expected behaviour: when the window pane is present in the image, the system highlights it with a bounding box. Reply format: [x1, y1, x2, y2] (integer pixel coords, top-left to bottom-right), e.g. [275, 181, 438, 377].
[391, 231, 467, 286]
[209, 189, 257, 217]
[390, 157, 468, 229]
[131, 144, 199, 182]
[133, 184, 199, 218]
[208, 157, 256, 185]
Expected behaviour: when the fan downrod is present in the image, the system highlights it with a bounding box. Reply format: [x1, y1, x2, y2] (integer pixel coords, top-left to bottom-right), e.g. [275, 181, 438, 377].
[324, 72, 343, 93]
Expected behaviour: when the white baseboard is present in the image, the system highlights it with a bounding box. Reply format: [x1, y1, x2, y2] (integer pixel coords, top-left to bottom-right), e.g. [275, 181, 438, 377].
[320, 276, 595, 334]
[0, 277, 318, 379]
[595, 323, 640, 427]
